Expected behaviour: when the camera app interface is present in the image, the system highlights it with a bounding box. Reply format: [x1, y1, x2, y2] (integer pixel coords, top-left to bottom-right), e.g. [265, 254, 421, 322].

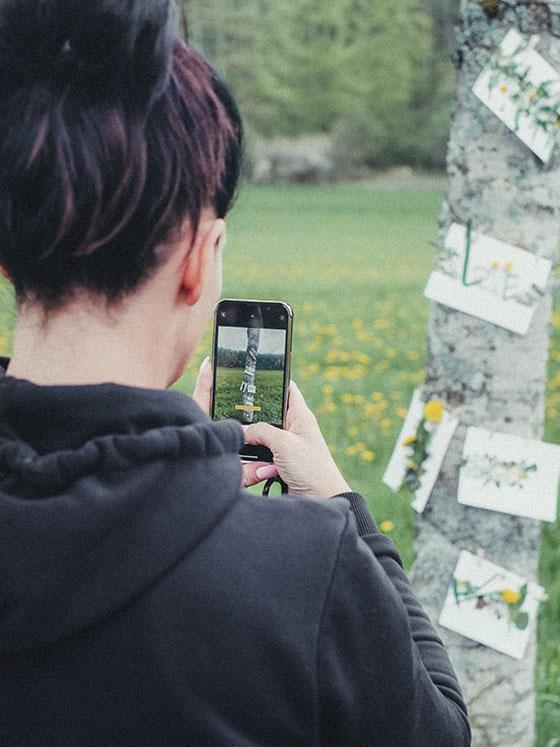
[214, 325, 286, 426]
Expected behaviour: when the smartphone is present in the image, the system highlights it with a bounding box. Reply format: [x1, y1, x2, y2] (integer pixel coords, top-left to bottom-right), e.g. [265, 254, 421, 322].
[211, 299, 293, 463]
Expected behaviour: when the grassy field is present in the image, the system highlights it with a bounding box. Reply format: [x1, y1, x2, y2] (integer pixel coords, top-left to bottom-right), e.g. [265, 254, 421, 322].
[214, 366, 284, 423]
[0, 179, 557, 742]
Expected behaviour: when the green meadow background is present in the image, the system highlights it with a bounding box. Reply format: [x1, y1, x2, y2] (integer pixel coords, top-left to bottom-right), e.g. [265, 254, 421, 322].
[0, 179, 558, 743]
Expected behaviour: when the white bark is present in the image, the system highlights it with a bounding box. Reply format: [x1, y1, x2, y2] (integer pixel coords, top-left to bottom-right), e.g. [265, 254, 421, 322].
[412, 3, 560, 745]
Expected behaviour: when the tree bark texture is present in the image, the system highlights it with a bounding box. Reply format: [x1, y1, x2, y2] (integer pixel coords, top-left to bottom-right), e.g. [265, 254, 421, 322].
[411, 3, 560, 745]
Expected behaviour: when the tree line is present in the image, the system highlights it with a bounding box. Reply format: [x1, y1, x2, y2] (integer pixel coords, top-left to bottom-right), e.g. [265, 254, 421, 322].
[216, 348, 285, 370]
[186, 0, 460, 170]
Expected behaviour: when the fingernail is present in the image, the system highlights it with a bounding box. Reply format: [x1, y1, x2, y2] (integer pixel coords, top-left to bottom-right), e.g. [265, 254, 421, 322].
[199, 356, 210, 371]
[256, 465, 278, 480]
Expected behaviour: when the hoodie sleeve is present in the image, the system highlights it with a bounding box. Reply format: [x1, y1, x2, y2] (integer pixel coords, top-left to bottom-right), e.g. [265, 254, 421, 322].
[317, 498, 471, 746]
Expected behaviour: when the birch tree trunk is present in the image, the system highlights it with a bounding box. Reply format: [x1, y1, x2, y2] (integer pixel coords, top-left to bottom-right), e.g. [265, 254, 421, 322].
[411, 3, 560, 745]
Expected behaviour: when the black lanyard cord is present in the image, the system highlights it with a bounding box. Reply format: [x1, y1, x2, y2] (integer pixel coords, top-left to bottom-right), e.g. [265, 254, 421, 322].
[262, 476, 289, 496]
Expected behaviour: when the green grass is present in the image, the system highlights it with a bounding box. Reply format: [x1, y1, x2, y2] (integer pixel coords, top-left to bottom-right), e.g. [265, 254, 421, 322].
[0, 179, 557, 742]
[214, 367, 284, 424]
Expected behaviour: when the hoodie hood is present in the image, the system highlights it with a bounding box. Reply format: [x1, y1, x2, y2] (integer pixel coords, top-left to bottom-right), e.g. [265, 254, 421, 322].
[0, 359, 244, 652]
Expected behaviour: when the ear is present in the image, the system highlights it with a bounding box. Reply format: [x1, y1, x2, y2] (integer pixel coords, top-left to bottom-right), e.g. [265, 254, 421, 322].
[179, 219, 225, 306]
[0, 265, 12, 282]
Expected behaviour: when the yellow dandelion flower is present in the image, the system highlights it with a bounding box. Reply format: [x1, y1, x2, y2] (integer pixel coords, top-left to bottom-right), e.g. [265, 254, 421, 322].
[500, 588, 521, 605]
[355, 442, 366, 452]
[361, 450, 375, 462]
[346, 445, 358, 456]
[379, 520, 395, 533]
[348, 426, 360, 437]
[402, 435, 417, 447]
[322, 384, 334, 395]
[380, 418, 393, 429]
[424, 400, 444, 423]
[397, 407, 409, 419]
[341, 393, 354, 404]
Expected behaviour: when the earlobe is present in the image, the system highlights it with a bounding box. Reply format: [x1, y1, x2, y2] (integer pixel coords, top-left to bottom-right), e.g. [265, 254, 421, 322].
[0, 265, 12, 282]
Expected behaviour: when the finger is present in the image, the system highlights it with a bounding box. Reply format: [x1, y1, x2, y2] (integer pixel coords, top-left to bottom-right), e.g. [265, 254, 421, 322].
[286, 381, 318, 430]
[242, 462, 278, 488]
[192, 357, 212, 414]
[244, 421, 288, 452]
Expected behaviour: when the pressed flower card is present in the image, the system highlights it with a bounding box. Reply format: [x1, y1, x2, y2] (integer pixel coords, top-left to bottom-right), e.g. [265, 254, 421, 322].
[458, 426, 560, 522]
[472, 29, 560, 162]
[382, 389, 458, 513]
[439, 551, 546, 660]
[424, 222, 552, 335]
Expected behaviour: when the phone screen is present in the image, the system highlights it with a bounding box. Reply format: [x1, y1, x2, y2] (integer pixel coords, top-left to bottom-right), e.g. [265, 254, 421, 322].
[211, 299, 292, 462]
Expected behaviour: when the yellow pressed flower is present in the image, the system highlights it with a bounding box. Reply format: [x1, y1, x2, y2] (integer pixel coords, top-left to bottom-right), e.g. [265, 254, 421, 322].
[379, 520, 395, 533]
[424, 400, 444, 423]
[491, 260, 500, 270]
[500, 588, 521, 605]
[361, 450, 375, 462]
[504, 261, 513, 271]
[499, 84, 508, 93]
[402, 435, 417, 446]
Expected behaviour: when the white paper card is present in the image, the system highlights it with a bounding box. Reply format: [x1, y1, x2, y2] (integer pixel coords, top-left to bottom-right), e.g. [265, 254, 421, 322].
[458, 426, 560, 522]
[424, 223, 552, 335]
[439, 551, 545, 660]
[473, 29, 560, 162]
[382, 389, 459, 513]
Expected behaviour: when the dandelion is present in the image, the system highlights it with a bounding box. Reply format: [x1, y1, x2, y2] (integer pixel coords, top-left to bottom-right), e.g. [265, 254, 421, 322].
[361, 450, 375, 462]
[341, 393, 354, 404]
[402, 435, 417, 446]
[379, 520, 395, 533]
[424, 400, 444, 423]
[397, 406, 408, 419]
[380, 418, 393, 429]
[500, 588, 521, 605]
[322, 384, 334, 395]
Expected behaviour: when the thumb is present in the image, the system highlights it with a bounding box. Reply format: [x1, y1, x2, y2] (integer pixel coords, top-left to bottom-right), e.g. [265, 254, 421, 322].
[192, 357, 212, 415]
[245, 422, 289, 453]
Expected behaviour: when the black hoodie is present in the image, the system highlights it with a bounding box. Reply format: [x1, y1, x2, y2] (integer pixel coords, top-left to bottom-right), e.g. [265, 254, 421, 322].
[0, 359, 470, 746]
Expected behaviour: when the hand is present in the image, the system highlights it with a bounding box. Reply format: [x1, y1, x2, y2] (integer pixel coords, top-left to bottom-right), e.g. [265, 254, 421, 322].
[244, 381, 351, 499]
[192, 357, 277, 489]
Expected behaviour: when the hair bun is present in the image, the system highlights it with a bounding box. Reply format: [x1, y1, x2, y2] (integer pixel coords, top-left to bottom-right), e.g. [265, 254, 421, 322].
[0, 0, 177, 106]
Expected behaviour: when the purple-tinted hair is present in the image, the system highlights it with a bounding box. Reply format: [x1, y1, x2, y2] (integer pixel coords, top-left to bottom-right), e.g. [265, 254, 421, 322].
[0, 0, 243, 311]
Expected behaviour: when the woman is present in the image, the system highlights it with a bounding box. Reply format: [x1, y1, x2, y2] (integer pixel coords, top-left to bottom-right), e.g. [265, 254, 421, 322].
[0, 1, 470, 745]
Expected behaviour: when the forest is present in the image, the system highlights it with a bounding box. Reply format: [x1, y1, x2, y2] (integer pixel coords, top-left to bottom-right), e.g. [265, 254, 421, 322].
[186, 0, 460, 175]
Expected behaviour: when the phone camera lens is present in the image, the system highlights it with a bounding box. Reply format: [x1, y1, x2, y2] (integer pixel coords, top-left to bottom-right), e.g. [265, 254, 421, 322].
[279, 314, 286, 322]
[219, 311, 226, 319]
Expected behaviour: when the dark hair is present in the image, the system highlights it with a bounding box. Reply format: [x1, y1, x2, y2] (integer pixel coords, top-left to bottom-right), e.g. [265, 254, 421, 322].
[0, 0, 243, 312]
